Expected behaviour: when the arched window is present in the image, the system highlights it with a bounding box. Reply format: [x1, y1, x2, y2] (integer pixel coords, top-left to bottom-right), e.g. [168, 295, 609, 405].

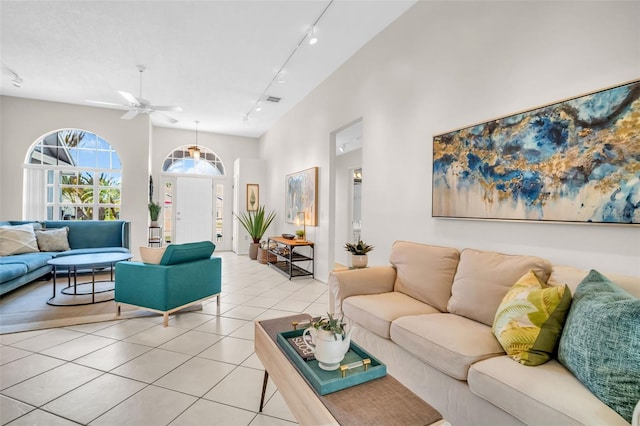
[162, 146, 225, 175]
[24, 129, 122, 220]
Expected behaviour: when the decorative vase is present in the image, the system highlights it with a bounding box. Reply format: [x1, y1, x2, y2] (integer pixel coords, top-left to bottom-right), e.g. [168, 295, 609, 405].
[351, 254, 368, 268]
[249, 242, 260, 260]
[302, 327, 355, 371]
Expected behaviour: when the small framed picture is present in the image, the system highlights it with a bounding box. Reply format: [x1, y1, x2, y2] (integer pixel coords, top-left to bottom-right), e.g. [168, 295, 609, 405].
[247, 184, 259, 211]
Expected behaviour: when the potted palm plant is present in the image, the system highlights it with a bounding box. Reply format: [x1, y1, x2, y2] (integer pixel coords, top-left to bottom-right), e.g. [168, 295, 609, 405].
[235, 205, 277, 260]
[344, 239, 374, 268]
[148, 201, 162, 227]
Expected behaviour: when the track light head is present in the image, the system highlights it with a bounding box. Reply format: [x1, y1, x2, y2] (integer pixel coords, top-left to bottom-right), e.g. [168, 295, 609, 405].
[255, 102, 262, 112]
[8, 69, 22, 87]
[308, 25, 318, 45]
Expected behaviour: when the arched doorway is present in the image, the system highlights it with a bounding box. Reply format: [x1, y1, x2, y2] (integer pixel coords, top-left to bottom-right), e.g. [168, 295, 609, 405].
[161, 145, 229, 248]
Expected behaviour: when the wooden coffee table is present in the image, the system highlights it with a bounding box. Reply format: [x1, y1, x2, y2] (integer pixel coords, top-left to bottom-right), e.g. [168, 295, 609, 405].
[255, 314, 445, 426]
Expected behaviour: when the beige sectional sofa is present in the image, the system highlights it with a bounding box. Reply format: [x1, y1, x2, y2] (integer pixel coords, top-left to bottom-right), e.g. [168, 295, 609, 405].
[328, 241, 640, 426]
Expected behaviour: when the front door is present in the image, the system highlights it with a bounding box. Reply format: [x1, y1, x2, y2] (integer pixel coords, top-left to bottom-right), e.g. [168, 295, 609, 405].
[175, 176, 213, 243]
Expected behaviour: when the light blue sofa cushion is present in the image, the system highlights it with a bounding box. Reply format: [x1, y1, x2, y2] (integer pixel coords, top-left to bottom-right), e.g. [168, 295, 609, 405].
[558, 269, 640, 423]
[160, 241, 215, 266]
[44, 220, 127, 249]
[0, 263, 28, 282]
[0, 252, 53, 272]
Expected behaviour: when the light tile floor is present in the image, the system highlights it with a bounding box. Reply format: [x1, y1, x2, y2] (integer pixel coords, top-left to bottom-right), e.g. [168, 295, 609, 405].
[0, 252, 329, 425]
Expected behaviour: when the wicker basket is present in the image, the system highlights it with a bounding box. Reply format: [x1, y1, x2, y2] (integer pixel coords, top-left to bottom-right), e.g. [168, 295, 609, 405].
[258, 248, 277, 264]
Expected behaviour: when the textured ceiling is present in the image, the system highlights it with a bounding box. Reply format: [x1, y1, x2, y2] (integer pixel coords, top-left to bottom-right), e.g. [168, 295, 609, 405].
[0, 1, 415, 138]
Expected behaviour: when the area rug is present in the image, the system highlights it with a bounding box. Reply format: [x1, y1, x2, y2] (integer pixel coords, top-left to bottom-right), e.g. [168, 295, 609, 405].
[0, 272, 160, 334]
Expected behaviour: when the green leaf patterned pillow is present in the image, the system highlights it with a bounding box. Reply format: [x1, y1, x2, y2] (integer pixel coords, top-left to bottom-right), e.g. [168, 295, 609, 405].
[492, 269, 572, 366]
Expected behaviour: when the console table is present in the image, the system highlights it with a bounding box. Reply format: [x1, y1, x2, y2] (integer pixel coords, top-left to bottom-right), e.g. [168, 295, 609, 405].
[267, 237, 314, 280]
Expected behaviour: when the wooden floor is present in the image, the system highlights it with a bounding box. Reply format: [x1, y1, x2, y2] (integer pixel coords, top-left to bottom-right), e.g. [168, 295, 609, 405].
[0, 272, 148, 334]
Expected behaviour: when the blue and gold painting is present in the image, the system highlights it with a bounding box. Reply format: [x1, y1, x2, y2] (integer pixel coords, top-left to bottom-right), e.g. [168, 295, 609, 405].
[433, 80, 640, 224]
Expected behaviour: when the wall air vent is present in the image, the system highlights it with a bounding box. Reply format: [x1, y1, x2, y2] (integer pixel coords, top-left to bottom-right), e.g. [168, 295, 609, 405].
[266, 96, 281, 103]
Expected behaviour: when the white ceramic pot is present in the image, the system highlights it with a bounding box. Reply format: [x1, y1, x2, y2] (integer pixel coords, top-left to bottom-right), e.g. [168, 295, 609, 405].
[302, 327, 354, 370]
[351, 254, 368, 268]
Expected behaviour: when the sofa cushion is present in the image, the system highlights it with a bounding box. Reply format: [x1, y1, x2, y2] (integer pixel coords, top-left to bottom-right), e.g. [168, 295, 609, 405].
[0, 262, 28, 283]
[558, 270, 640, 423]
[0, 224, 39, 256]
[390, 313, 504, 380]
[390, 241, 460, 312]
[468, 356, 629, 426]
[492, 270, 572, 366]
[343, 292, 439, 338]
[159, 241, 215, 265]
[0, 252, 53, 272]
[447, 249, 552, 326]
[44, 220, 127, 249]
[35, 227, 70, 252]
[549, 264, 640, 299]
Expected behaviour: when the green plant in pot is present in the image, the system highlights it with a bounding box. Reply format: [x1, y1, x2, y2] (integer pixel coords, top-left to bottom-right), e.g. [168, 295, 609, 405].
[302, 313, 354, 371]
[344, 239, 374, 268]
[235, 205, 276, 260]
[148, 201, 162, 226]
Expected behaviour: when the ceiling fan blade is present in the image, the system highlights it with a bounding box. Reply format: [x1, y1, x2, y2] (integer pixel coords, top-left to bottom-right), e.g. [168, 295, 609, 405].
[151, 111, 178, 124]
[150, 105, 183, 112]
[121, 110, 139, 120]
[86, 100, 128, 109]
[118, 90, 141, 105]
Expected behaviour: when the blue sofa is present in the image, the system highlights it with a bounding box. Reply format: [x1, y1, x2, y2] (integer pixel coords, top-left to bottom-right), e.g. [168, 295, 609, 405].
[0, 220, 130, 296]
[115, 241, 221, 326]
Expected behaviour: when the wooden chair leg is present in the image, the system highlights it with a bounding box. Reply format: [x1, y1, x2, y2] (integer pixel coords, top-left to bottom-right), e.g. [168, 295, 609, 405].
[116, 303, 121, 318]
[163, 313, 169, 327]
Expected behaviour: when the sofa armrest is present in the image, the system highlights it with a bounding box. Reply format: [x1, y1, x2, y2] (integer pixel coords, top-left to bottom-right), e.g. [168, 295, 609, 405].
[328, 266, 397, 316]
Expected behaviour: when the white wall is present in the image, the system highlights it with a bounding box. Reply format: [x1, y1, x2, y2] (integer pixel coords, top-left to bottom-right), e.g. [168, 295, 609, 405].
[0, 98, 260, 256]
[233, 158, 267, 254]
[1, 96, 151, 252]
[153, 127, 259, 251]
[259, 1, 640, 281]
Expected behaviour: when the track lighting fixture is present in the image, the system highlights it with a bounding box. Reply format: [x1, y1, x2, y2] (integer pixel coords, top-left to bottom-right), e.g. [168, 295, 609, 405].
[308, 25, 318, 45]
[242, 0, 333, 124]
[8, 69, 22, 88]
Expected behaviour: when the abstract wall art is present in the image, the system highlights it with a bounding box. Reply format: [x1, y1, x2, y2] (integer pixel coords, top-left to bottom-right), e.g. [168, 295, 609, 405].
[285, 167, 318, 226]
[433, 79, 640, 224]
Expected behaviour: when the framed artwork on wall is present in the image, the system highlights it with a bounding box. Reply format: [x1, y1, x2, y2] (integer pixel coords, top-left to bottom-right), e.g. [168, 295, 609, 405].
[432, 79, 640, 225]
[247, 184, 259, 212]
[285, 167, 318, 226]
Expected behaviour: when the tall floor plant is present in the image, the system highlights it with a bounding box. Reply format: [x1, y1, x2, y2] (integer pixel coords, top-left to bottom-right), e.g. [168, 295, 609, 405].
[235, 205, 277, 259]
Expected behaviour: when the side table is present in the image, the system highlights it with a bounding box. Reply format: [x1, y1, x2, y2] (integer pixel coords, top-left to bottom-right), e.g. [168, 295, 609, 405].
[148, 226, 162, 247]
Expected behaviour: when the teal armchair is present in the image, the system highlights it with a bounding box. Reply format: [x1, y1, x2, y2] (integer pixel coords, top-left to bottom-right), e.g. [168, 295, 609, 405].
[115, 241, 221, 326]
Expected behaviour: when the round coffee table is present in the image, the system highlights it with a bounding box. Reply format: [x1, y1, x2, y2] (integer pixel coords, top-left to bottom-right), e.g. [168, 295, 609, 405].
[47, 252, 132, 306]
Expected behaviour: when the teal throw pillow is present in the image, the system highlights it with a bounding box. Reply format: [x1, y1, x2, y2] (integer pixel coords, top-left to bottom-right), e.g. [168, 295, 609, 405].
[558, 270, 640, 422]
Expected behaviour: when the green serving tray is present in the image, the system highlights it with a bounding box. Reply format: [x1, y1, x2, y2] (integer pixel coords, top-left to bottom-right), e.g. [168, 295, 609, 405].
[276, 328, 387, 395]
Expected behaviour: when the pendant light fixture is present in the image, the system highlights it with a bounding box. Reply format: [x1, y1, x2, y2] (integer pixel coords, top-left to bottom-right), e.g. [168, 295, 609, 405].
[188, 120, 201, 161]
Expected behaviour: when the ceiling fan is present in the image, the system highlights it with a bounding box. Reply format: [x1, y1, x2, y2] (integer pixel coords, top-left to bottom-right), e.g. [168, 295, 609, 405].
[87, 65, 182, 123]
